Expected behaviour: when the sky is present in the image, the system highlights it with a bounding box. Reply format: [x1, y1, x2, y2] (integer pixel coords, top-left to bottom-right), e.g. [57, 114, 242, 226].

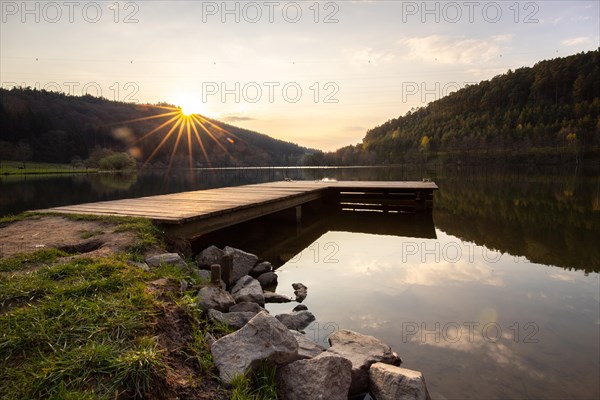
[1, 0, 598, 151]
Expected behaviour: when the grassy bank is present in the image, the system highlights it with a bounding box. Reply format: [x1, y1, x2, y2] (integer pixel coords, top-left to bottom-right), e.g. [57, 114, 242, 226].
[0, 160, 97, 175]
[0, 213, 276, 399]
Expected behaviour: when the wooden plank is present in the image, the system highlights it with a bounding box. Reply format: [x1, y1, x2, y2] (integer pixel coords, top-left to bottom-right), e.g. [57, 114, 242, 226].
[39, 181, 438, 234]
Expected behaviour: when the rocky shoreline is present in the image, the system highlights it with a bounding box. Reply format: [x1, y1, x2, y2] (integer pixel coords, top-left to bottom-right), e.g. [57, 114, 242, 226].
[148, 246, 431, 399]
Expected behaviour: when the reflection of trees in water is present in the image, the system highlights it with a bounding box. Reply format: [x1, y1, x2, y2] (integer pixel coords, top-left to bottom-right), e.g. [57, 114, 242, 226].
[88, 173, 138, 195]
[432, 170, 600, 272]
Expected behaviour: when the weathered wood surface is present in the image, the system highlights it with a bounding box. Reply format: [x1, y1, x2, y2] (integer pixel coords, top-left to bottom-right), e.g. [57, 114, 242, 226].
[41, 181, 438, 237]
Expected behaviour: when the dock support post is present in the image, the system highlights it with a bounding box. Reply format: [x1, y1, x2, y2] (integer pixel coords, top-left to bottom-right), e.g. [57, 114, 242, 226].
[295, 206, 302, 223]
[221, 254, 233, 288]
[210, 264, 221, 285]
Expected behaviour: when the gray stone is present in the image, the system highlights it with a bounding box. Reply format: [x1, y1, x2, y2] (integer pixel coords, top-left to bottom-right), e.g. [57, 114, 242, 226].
[264, 291, 293, 303]
[257, 272, 278, 288]
[196, 286, 236, 313]
[231, 275, 265, 306]
[292, 282, 308, 302]
[224, 246, 258, 282]
[292, 304, 308, 312]
[145, 253, 187, 268]
[211, 311, 299, 384]
[208, 309, 255, 330]
[229, 302, 266, 314]
[290, 331, 325, 359]
[275, 310, 316, 331]
[204, 332, 216, 348]
[180, 280, 188, 293]
[325, 330, 402, 395]
[129, 261, 149, 271]
[369, 363, 431, 400]
[276, 354, 352, 400]
[250, 261, 272, 277]
[194, 269, 212, 282]
[196, 245, 224, 268]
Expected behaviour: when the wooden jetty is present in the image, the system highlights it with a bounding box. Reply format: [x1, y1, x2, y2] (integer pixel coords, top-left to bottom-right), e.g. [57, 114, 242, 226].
[42, 181, 438, 239]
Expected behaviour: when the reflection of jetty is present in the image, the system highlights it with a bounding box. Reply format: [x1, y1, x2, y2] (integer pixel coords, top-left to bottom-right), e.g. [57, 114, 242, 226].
[42, 181, 438, 239]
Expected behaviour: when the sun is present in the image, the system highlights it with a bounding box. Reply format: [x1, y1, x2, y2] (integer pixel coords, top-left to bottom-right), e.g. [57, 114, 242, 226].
[177, 94, 207, 117]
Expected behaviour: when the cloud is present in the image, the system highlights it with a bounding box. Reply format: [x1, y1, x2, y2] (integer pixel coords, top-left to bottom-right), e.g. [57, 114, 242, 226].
[561, 36, 592, 46]
[414, 326, 544, 379]
[220, 115, 256, 123]
[399, 35, 510, 65]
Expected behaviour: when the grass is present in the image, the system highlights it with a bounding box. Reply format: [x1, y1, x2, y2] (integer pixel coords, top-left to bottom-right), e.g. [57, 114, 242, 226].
[230, 364, 278, 400]
[0, 248, 68, 272]
[0, 256, 159, 399]
[0, 160, 97, 175]
[80, 230, 104, 239]
[0, 212, 278, 399]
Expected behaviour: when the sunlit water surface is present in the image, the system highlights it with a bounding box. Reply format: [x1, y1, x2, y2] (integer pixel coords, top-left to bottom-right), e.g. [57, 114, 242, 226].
[266, 229, 599, 399]
[3, 166, 599, 399]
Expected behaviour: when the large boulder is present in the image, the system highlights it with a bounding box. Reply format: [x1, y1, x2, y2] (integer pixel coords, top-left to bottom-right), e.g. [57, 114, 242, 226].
[369, 363, 431, 400]
[264, 291, 293, 303]
[325, 330, 402, 395]
[211, 311, 299, 384]
[229, 302, 266, 314]
[195, 245, 224, 268]
[145, 253, 187, 268]
[224, 246, 258, 282]
[276, 354, 352, 400]
[196, 286, 235, 313]
[250, 261, 272, 277]
[231, 275, 265, 306]
[257, 272, 278, 288]
[208, 309, 256, 330]
[275, 311, 316, 331]
[290, 331, 325, 359]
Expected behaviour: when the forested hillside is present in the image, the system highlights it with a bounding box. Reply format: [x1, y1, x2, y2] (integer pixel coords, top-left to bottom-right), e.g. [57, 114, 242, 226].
[323, 50, 600, 165]
[0, 89, 313, 167]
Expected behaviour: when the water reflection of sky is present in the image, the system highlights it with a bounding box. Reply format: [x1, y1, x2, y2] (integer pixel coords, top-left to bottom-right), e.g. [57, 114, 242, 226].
[266, 230, 600, 399]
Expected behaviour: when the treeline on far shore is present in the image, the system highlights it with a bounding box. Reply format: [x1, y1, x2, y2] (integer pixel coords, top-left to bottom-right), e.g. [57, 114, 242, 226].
[305, 50, 600, 167]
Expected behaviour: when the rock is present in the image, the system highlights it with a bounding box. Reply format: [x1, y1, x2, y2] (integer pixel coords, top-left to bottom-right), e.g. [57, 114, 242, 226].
[275, 311, 316, 331]
[292, 282, 308, 302]
[290, 331, 325, 359]
[224, 246, 258, 282]
[129, 261, 149, 271]
[146, 253, 187, 268]
[325, 330, 402, 395]
[196, 286, 236, 313]
[204, 332, 216, 348]
[194, 269, 212, 282]
[196, 245, 224, 268]
[264, 291, 293, 303]
[369, 363, 431, 400]
[231, 275, 265, 306]
[250, 261, 272, 277]
[208, 309, 256, 330]
[257, 272, 278, 288]
[180, 280, 188, 293]
[211, 311, 299, 384]
[229, 302, 266, 314]
[292, 304, 308, 312]
[276, 354, 352, 400]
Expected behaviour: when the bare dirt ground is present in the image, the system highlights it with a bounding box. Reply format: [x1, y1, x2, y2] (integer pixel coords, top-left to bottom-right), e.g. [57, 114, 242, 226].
[0, 215, 138, 259]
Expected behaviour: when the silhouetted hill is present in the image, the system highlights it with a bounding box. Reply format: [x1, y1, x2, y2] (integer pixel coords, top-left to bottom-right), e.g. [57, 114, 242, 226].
[322, 49, 600, 166]
[0, 89, 315, 167]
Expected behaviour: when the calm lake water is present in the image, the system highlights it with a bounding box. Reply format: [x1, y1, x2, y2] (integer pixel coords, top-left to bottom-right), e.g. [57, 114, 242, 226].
[2, 166, 599, 399]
